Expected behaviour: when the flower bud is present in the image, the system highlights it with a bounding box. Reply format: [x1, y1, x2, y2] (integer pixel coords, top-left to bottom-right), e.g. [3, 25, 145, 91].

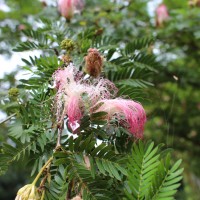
[18, 24, 26, 31]
[15, 184, 41, 200]
[84, 48, 103, 78]
[8, 88, 19, 100]
[58, 0, 84, 20]
[61, 54, 72, 65]
[61, 39, 75, 52]
[155, 4, 169, 27]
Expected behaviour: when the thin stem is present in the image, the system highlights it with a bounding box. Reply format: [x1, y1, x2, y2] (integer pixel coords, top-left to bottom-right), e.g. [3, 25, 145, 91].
[0, 113, 16, 124]
[56, 128, 63, 149]
[41, 190, 45, 200]
[32, 157, 53, 185]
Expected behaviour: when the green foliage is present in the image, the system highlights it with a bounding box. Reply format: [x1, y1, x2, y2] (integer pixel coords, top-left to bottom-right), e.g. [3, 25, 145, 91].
[0, 0, 188, 199]
[125, 141, 183, 200]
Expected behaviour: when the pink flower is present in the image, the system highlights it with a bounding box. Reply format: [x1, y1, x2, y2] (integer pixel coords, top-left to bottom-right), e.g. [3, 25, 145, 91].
[67, 95, 83, 132]
[57, 0, 84, 20]
[53, 64, 146, 137]
[52, 63, 77, 90]
[18, 24, 26, 31]
[92, 99, 146, 138]
[155, 4, 169, 27]
[53, 64, 118, 133]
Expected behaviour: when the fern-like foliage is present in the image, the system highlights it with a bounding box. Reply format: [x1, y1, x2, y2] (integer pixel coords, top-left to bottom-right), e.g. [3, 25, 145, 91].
[52, 134, 127, 200]
[124, 141, 183, 200]
[147, 157, 183, 200]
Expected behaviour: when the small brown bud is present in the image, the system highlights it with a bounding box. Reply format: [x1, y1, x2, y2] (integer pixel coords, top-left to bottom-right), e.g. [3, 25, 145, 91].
[84, 48, 103, 78]
[61, 54, 72, 65]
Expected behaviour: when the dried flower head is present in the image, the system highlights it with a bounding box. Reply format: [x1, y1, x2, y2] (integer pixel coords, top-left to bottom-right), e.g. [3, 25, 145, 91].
[155, 4, 169, 27]
[84, 48, 104, 78]
[15, 184, 41, 200]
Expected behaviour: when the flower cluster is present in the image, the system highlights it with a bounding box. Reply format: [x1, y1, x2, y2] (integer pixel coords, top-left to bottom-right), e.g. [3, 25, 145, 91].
[53, 62, 117, 132]
[53, 49, 146, 138]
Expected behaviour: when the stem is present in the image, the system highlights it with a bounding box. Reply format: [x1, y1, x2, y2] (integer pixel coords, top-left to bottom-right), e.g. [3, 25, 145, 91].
[41, 190, 45, 200]
[56, 128, 63, 149]
[0, 113, 16, 124]
[32, 157, 53, 185]
[66, 180, 73, 200]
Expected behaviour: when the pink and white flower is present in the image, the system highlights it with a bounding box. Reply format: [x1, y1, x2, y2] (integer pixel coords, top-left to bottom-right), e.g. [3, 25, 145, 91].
[58, 0, 84, 20]
[53, 64, 117, 132]
[92, 99, 146, 138]
[52, 60, 146, 137]
[155, 4, 169, 27]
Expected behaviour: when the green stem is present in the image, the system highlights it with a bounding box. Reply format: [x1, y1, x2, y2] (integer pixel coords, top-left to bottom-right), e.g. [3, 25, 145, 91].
[41, 190, 45, 200]
[32, 157, 53, 185]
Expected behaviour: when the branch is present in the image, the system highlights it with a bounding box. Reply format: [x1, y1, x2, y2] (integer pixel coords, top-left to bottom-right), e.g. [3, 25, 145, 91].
[0, 113, 16, 124]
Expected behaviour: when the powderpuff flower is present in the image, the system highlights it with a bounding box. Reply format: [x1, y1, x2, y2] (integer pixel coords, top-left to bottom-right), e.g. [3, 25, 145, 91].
[155, 4, 169, 27]
[52, 64, 118, 132]
[58, 0, 84, 20]
[87, 78, 118, 105]
[92, 99, 146, 138]
[52, 63, 77, 90]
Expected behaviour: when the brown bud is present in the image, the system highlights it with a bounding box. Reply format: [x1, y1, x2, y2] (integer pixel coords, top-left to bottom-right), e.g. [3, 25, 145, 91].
[84, 48, 103, 78]
[61, 54, 72, 65]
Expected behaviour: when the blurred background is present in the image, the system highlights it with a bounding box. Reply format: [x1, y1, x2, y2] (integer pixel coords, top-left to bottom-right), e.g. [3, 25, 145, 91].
[0, 0, 199, 199]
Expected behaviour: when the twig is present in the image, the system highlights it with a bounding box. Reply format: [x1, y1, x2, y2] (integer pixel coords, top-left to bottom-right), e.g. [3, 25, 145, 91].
[55, 128, 63, 149]
[0, 113, 16, 124]
[32, 157, 53, 185]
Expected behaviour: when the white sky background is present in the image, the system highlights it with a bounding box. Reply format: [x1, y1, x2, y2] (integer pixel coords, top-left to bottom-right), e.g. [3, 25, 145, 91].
[0, 0, 162, 120]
